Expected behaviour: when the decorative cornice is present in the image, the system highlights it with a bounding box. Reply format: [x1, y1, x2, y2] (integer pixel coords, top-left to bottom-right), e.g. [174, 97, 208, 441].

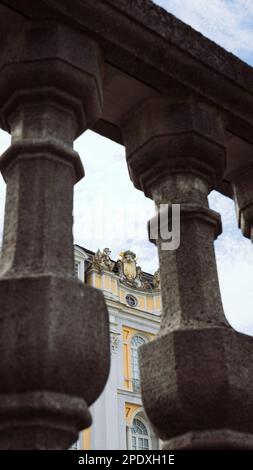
[88, 248, 160, 292]
[91, 248, 115, 273]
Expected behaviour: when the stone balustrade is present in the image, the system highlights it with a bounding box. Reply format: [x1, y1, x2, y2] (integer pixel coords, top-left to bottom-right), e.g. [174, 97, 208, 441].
[1, 0, 253, 450]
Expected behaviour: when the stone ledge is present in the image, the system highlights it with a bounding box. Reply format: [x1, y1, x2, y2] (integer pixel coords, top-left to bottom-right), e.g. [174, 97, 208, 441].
[148, 204, 222, 245]
[0, 139, 84, 182]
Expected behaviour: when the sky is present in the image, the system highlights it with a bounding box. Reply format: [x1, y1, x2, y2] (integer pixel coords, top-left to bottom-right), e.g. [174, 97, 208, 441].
[0, 0, 253, 334]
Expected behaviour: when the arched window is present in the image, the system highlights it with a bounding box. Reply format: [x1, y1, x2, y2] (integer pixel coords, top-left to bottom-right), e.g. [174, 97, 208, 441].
[131, 418, 150, 450]
[131, 335, 146, 393]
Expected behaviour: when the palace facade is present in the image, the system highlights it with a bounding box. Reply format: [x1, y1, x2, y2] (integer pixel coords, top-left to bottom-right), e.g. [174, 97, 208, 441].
[72, 245, 161, 450]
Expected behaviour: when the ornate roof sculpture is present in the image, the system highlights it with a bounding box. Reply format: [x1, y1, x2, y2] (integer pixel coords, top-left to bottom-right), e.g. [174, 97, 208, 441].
[92, 248, 115, 272]
[152, 269, 160, 290]
[90, 248, 159, 291]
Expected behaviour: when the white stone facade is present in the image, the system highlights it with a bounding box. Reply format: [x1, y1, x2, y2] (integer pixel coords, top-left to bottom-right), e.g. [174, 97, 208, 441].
[74, 245, 161, 450]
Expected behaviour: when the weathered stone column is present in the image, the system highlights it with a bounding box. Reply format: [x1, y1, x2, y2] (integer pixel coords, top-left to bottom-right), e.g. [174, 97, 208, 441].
[229, 164, 253, 241]
[0, 22, 110, 449]
[121, 97, 253, 449]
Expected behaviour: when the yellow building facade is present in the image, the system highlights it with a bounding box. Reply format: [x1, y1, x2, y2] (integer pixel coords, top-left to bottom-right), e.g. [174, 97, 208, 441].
[73, 245, 161, 450]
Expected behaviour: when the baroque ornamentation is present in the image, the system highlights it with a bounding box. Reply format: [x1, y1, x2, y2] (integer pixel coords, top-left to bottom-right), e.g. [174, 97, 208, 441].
[90, 248, 158, 291]
[92, 248, 115, 272]
[117, 251, 152, 291]
[153, 269, 160, 289]
[110, 332, 120, 354]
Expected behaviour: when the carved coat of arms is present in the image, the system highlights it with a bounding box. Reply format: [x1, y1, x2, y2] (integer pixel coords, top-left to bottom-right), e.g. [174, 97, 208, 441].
[118, 250, 137, 281]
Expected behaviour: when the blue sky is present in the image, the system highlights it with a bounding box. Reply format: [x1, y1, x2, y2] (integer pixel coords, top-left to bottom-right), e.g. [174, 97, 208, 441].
[0, 0, 253, 334]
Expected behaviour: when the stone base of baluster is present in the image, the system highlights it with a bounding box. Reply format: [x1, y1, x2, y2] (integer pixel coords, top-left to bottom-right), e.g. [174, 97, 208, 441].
[163, 429, 253, 450]
[140, 326, 253, 450]
[0, 391, 90, 449]
[0, 274, 109, 392]
[0, 274, 110, 449]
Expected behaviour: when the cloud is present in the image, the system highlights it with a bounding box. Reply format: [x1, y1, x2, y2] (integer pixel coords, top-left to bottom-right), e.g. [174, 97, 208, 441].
[155, 0, 253, 64]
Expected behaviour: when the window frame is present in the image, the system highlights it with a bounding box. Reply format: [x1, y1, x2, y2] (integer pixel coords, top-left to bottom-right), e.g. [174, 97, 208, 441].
[130, 335, 147, 393]
[130, 416, 151, 451]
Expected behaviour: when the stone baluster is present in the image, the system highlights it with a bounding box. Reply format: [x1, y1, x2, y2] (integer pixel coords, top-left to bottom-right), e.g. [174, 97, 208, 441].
[121, 96, 253, 449]
[0, 22, 110, 449]
[229, 165, 253, 241]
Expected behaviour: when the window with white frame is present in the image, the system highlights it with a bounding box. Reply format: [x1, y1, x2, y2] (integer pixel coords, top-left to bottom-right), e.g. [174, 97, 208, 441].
[131, 417, 150, 450]
[75, 261, 80, 278]
[74, 259, 85, 282]
[131, 335, 146, 393]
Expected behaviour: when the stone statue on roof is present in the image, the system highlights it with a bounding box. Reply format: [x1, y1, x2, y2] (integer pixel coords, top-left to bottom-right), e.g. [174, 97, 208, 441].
[92, 248, 115, 272]
[153, 268, 160, 289]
